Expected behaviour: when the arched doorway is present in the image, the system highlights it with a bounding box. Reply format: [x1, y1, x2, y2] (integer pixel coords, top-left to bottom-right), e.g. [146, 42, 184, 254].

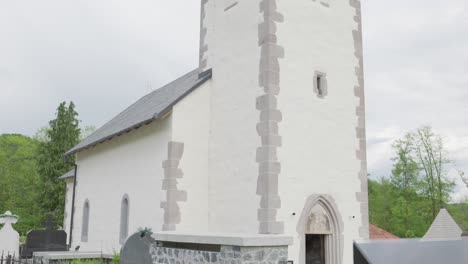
[297, 195, 343, 264]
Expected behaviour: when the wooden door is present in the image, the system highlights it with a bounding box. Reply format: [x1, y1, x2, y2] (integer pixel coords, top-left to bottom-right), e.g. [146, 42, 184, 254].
[306, 234, 325, 264]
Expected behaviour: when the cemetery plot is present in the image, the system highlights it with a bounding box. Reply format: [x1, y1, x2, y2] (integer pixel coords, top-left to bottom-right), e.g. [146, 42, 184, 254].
[20, 215, 67, 259]
[0, 251, 28, 264]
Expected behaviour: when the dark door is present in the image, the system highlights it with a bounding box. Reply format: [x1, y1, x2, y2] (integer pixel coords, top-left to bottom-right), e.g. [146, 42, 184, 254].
[306, 234, 325, 264]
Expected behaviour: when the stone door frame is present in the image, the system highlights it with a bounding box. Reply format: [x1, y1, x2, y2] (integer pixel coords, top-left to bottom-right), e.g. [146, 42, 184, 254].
[296, 194, 344, 264]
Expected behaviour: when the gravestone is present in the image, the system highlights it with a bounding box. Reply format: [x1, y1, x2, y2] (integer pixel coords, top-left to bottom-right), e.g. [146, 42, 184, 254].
[21, 214, 67, 258]
[120, 231, 154, 264]
[0, 211, 20, 257]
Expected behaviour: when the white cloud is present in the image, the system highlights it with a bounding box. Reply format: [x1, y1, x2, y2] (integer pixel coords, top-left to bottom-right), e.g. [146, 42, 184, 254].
[0, 0, 200, 135]
[364, 0, 468, 192]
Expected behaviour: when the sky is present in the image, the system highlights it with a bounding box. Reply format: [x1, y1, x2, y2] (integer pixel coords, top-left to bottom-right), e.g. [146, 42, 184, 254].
[0, 0, 467, 200]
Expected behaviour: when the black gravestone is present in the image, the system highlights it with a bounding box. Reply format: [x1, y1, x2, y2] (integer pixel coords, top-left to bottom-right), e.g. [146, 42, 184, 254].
[120, 232, 155, 264]
[21, 215, 68, 258]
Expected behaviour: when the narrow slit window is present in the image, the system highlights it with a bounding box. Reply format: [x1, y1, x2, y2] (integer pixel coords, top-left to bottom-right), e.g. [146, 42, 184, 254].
[81, 200, 90, 242]
[314, 72, 328, 98]
[317, 75, 323, 96]
[120, 195, 130, 244]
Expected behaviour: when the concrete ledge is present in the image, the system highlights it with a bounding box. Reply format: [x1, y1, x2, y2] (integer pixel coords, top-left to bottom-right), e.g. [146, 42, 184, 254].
[152, 232, 293, 247]
[33, 251, 113, 260]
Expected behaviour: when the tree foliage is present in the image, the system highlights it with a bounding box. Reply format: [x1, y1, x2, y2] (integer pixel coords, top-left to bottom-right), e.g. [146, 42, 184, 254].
[36, 101, 81, 224]
[412, 126, 454, 217]
[0, 134, 42, 234]
[369, 126, 460, 237]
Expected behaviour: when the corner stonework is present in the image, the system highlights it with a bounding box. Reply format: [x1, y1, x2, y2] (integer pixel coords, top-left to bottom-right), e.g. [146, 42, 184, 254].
[199, 0, 209, 71]
[350, 0, 369, 239]
[256, 0, 285, 234]
[160, 141, 187, 231]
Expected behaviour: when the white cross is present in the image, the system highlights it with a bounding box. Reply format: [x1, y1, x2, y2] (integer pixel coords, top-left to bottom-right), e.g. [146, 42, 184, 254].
[0, 211, 18, 228]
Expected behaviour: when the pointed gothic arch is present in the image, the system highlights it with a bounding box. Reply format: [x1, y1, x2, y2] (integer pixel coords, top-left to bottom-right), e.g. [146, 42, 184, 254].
[297, 194, 343, 264]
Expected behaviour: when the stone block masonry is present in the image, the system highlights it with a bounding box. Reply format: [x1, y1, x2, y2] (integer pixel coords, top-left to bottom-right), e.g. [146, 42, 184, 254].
[121, 233, 292, 264]
[150, 245, 288, 264]
[256, 0, 285, 235]
[350, 0, 370, 239]
[160, 141, 187, 231]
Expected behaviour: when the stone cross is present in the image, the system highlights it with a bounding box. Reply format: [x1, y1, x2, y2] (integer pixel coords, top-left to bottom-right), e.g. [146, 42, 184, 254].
[41, 214, 56, 230]
[0, 211, 18, 226]
[0, 211, 20, 257]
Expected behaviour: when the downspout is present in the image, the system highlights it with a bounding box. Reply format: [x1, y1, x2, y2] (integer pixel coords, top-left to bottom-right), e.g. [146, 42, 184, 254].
[64, 156, 78, 250]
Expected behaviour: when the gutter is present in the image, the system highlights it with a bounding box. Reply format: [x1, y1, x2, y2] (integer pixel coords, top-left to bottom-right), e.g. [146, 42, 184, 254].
[64, 156, 78, 250]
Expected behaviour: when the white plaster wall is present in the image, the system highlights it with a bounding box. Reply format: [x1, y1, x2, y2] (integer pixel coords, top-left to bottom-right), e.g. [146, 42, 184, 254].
[171, 81, 211, 232]
[63, 178, 74, 241]
[276, 1, 366, 263]
[203, 0, 262, 233]
[71, 118, 171, 253]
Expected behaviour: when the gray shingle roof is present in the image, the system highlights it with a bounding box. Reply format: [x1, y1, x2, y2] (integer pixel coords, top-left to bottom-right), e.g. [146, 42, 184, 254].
[58, 169, 75, 180]
[422, 208, 462, 241]
[64, 68, 212, 157]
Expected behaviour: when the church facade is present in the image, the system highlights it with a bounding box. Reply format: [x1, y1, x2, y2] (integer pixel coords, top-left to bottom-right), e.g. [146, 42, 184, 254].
[62, 1, 368, 263]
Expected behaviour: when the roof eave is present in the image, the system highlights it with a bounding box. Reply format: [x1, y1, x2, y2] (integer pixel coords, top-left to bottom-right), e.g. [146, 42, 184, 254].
[63, 69, 213, 158]
[63, 117, 157, 157]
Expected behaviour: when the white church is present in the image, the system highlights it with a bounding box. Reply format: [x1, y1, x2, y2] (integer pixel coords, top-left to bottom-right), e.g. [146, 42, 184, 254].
[61, 1, 369, 263]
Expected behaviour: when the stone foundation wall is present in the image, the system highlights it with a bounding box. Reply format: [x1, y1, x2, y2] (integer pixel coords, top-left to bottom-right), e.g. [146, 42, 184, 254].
[149, 245, 288, 264]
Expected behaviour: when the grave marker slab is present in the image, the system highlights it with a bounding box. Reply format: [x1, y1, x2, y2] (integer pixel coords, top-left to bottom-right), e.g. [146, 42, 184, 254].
[21, 214, 67, 258]
[120, 232, 154, 264]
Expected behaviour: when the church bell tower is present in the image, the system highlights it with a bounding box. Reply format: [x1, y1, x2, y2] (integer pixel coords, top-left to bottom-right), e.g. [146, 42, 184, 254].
[199, 1, 368, 263]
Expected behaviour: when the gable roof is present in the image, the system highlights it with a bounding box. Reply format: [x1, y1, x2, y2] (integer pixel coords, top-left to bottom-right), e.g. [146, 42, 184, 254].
[422, 208, 462, 241]
[58, 169, 75, 180]
[64, 68, 212, 157]
[369, 224, 399, 240]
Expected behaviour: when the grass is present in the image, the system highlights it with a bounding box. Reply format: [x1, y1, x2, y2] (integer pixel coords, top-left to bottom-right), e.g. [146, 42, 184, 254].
[68, 253, 119, 264]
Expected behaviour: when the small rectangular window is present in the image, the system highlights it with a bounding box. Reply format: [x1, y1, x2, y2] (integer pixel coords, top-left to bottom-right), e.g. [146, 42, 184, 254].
[314, 72, 327, 98]
[317, 75, 323, 96]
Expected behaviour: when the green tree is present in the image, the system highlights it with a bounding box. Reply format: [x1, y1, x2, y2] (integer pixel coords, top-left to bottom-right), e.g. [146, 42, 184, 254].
[368, 178, 394, 232]
[36, 102, 81, 224]
[0, 134, 42, 234]
[412, 126, 455, 218]
[390, 133, 419, 235]
[369, 126, 458, 237]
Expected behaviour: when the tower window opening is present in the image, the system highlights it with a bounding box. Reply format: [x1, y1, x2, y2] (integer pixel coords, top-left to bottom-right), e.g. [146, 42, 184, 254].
[317, 75, 323, 96]
[314, 72, 328, 98]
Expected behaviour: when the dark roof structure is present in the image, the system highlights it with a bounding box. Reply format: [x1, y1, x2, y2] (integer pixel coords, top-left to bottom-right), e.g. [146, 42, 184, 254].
[58, 169, 75, 180]
[354, 239, 466, 264]
[355, 208, 467, 264]
[65, 68, 212, 157]
[369, 224, 399, 240]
